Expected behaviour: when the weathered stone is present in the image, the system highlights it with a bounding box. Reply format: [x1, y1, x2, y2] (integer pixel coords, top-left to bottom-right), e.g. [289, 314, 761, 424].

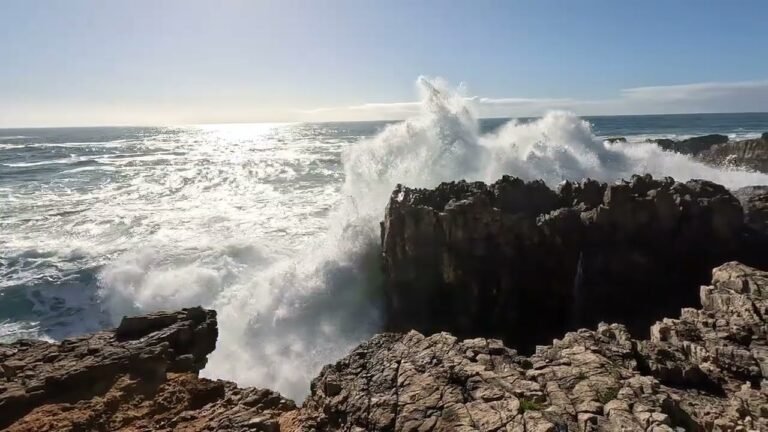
[698, 135, 768, 173]
[381, 174, 765, 351]
[294, 262, 768, 431]
[0, 308, 296, 431]
[734, 185, 768, 234]
[653, 134, 729, 155]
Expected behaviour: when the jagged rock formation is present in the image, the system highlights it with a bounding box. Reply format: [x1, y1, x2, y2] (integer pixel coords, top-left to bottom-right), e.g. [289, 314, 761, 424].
[381, 175, 768, 351]
[300, 262, 768, 431]
[653, 134, 730, 156]
[734, 186, 768, 235]
[698, 135, 768, 173]
[0, 308, 296, 431]
[3, 263, 768, 431]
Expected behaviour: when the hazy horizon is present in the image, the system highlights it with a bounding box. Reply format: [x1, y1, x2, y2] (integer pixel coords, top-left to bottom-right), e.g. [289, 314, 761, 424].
[2, 111, 768, 130]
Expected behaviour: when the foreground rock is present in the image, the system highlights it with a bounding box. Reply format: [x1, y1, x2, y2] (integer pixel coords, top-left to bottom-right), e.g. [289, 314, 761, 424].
[382, 175, 768, 351]
[698, 135, 768, 173]
[0, 308, 295, 431]
[653, 134, 729, 155]
[3, 262, 768, 431]
[300, 262, 768, 431]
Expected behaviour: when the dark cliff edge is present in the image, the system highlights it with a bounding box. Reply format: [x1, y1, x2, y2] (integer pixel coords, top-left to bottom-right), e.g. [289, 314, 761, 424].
[381, 174, 768, 352]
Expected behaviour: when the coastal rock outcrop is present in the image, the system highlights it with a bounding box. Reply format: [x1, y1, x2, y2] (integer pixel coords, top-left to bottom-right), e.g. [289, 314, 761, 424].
[3, 262, 768, 431]
[697, 135, 768, 173]
[653, 134, 729, 155]
[299, 262, 768, 431]
[0, 308, 296, 431]
[734, 186, 768, 234]
[381, 175, 768, 350]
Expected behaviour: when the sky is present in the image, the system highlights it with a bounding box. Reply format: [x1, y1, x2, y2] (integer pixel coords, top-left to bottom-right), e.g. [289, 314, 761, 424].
[1, 0, 768, 127]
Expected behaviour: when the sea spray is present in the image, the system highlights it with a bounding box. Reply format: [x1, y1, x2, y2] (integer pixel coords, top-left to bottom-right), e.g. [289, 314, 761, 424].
[94, 77, 768, 401]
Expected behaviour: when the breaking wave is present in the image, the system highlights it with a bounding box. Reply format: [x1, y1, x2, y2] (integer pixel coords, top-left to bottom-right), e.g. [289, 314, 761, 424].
[93, 77, 768, 402]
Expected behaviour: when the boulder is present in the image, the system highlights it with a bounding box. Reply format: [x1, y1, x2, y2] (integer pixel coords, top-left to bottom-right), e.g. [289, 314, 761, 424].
[381, 174, 767, 351]
[604, 137, 627, 143]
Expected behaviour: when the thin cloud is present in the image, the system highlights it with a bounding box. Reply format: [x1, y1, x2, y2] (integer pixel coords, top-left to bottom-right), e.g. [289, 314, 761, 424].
[622, 80, 768, 101]
[297, 79, 768, 121]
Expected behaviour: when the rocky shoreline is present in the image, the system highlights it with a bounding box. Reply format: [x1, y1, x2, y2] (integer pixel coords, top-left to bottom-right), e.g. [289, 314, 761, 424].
[2, 261, 767, 431]
[3, 175, 768, 431]
[382, 175, 768, 351]
[647, 133, 768, 173]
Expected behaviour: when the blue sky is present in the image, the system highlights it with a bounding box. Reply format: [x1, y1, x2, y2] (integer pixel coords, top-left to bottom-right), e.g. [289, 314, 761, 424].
[2, 0, 768, 126]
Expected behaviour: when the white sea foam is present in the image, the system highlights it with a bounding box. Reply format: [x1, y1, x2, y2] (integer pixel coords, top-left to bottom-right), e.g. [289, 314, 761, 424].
[5, 77, 765, 402]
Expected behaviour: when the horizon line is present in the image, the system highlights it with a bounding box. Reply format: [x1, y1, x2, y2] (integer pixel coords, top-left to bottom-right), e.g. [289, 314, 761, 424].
[2, 110, 768, 130]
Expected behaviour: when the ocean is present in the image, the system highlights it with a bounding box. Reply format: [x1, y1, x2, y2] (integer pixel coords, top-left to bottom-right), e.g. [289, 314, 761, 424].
[3, 85, 768, 400]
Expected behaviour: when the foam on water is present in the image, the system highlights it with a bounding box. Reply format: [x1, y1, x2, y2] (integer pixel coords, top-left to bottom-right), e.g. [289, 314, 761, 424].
[3, 78, 768, 402]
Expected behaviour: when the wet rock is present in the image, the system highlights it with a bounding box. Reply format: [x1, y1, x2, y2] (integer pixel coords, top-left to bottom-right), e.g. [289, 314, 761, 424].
[653, 134, 729, 155]
[381, 174, 765, 351]
[698, 135, 768, 173]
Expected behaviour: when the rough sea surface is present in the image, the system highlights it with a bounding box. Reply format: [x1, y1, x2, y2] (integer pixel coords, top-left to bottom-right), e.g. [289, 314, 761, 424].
[2, 81, 768, 400]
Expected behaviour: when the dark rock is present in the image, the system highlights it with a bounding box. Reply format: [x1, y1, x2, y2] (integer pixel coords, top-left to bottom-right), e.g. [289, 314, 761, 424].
[734, 185, 768, 234]
[297, 262, 768, 431]
[697, 136, 768, 173]
[381, 174, 767, 352]
[604, 137, 627, 143]
[653, 134, 729, 155]
[0, 308, 296, 431]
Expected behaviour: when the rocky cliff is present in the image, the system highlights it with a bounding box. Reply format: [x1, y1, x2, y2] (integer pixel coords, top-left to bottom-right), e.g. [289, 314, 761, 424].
[653, 134, 730, 156]
[5, 262, 768, 431]
[697, 136, 768, 173]
[381, 175, 768, 351]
